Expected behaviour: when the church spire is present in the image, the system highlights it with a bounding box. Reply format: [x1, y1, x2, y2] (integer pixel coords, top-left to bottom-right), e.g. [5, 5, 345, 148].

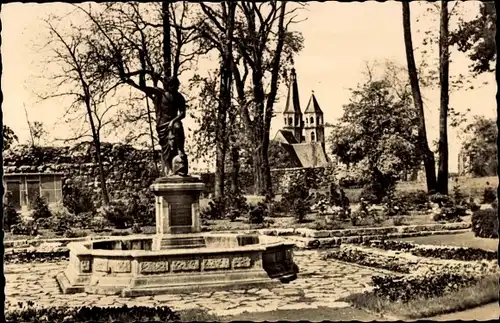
[283, 68, 301, 114]
[282, 68, 303, 143]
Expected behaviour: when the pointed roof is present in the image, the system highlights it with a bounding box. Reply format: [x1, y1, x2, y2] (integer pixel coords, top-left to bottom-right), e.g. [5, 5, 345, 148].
[291, 142, 328, 167]
[283, 68, 301, 114]
[274, 129, 299, 145]
[304, 92, 323, 114]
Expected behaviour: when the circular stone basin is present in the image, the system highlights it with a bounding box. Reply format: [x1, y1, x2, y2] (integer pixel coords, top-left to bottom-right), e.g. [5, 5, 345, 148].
[56, 233, 298, 296]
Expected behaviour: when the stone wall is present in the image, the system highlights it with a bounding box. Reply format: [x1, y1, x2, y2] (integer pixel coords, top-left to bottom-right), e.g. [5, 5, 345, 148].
[3, 143, 160, 203]
[3, 143, 334, 200]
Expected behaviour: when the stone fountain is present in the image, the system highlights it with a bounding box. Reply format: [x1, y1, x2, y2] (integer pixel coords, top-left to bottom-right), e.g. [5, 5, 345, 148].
[56, 77, 298, 296]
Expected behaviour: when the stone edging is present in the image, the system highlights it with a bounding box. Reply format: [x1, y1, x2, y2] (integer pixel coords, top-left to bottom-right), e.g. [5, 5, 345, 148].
[4, 222, 470, 250]
[258, 222, 471, 238]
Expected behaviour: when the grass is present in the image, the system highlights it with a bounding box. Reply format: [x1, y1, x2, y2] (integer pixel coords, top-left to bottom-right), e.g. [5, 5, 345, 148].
[221, 306, 383, 322]
[394, 232, 498, 251]
[341, 274, 500, 320]
[177, 308, 221, 322]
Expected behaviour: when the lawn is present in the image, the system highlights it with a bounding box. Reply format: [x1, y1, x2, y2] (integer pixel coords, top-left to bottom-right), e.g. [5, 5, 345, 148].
[394, 232, 498, 251]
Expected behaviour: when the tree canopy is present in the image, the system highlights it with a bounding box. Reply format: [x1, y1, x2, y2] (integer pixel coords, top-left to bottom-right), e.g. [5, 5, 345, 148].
[3, 125, 18, 151]
[449, 1, 496, 74]
[461, 116, 497, 177]
[328, 65, 421, 200]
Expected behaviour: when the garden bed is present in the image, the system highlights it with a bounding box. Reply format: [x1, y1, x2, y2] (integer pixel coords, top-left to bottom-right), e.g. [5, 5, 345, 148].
[5, 303, 180, 322]
[358, 239, 498, 261]
[341, 274, 499, 319]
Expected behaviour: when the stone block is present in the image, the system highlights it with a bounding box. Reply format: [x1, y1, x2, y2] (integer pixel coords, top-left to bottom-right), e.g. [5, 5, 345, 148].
[171, 259, 200, 272]
[140, 261, 169, 274]
[202, 258, 231, 270]
[232, 256, 252, 268]
[94, 258, 108, 272]
[109, 260, 131, 273]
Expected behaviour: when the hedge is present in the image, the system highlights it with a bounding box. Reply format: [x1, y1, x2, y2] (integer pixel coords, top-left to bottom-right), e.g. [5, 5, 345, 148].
[472, 208, 498, 239]
[5, 303, 180, 322]
[359, 240, 498, 261]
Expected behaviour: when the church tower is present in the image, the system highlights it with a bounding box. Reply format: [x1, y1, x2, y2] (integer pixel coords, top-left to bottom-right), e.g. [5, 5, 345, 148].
[282, 68, 304, 142]
[303, 91, 325, 144]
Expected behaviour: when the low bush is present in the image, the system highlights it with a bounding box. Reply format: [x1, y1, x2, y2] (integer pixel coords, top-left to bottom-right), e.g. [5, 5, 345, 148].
[3, 203, 21, 231]
[472, 208, 499, 239]
[291, 198, 310, 223]
[99, 201, 134, 229]
[62, 179, 96, 215]
[11, 220, 39, 236]
[31, 196, 52, 222]
[200, 197, 227, 221]
[482, 185, 497, 204]
[248, 202, 267, 224]
[63, 228, 88, 238]
[5, 303, 180, 322]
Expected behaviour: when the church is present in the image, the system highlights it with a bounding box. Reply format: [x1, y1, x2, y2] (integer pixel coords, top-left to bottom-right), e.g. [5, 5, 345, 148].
[273, 68, 329, 168]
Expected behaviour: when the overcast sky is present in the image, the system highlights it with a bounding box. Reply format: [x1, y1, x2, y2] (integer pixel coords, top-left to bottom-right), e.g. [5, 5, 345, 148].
[2, 1, 496, 172]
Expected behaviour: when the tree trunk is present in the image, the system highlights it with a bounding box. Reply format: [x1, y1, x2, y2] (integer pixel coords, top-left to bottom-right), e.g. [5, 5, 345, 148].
[162, 1, 171, 79]
[402, 1, 437, 193]
[214, 2, 236, 199]
[230, 145, 240, 194]
[84, 95, 110, 206]
[437, 1, 449, 194]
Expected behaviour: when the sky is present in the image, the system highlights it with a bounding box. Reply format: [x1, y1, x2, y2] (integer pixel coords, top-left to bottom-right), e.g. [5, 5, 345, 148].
[1, 1, 496, 172]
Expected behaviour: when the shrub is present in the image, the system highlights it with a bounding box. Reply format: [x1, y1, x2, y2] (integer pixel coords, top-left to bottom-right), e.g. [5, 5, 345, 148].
[63, 228, 88, 238]
[125, 192, 154, 226]
[291, 198, 310, 223]
[5, 303, 180, 322]
[381, 193, 410, 217]
[31, 196, 52, 222]
[248, 202, 267, 224]
[99, 201, 134, 229]
[3, 203, 21, 231]
[131, 223, 143, 234]
[62, 179, 96, 215]
[482, 186, 497, 204]
[433, 206, 466, 222]
[200, 197, 227, 221]
[11, 219, 39, 236]
[472, 208, 499, 238]
[392, 217, 405, 226]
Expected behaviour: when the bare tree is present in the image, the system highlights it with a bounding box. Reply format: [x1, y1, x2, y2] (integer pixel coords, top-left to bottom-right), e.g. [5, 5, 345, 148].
[40, 18, 112, 205]
[231, 1, 305, 196]
[402, 2, 437, 193]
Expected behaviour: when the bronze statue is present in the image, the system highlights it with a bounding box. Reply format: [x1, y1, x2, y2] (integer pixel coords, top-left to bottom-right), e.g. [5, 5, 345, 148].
[143, 76, 188, 176]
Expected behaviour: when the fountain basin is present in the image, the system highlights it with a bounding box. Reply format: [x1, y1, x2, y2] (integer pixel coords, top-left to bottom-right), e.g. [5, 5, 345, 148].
[56, 233, 298, 296]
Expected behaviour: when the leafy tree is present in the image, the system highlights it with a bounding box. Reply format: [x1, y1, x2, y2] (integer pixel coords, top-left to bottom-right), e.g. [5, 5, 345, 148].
[2, 125, 18, 151]
[329, 66, 420, 203]
[461, 116, 497, 177]
[449, 1, 496, 75]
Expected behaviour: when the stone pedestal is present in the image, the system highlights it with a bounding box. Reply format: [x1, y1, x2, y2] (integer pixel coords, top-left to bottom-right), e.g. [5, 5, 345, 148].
[150, 176, 205, 250]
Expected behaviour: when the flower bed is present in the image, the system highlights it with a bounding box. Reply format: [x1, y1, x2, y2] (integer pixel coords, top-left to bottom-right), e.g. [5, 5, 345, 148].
[5, 247, 69, 264]
[323, 244, 499, 302]
[371, 269, 477, 302]
[359, 240, 498, 261]
[321, 245, 415, 273]
[6, 302, 179, 322]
